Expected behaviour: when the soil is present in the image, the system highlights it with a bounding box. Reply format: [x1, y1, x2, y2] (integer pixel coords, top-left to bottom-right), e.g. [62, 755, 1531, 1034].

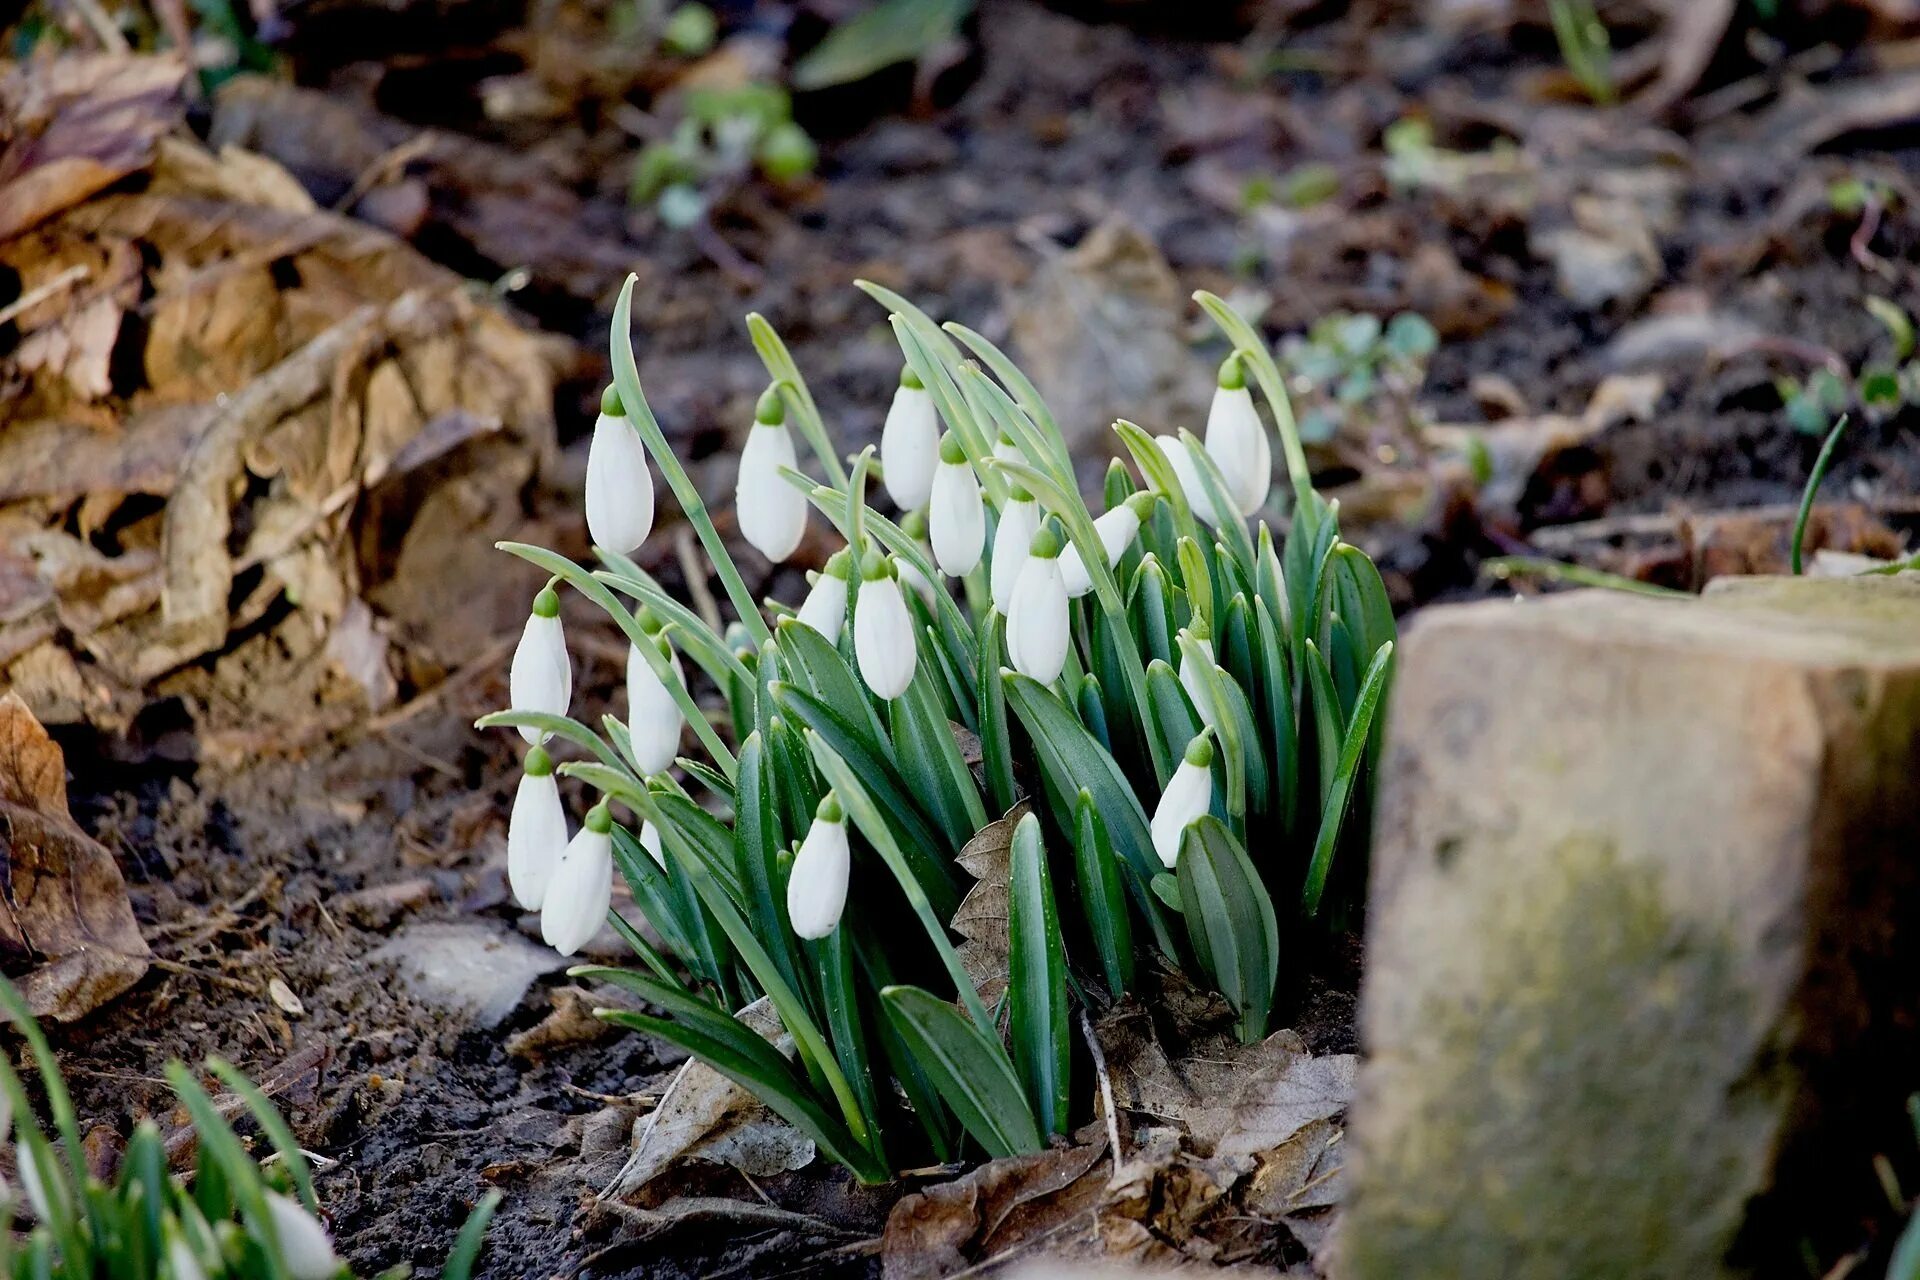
[21, 0, 1920, 1275]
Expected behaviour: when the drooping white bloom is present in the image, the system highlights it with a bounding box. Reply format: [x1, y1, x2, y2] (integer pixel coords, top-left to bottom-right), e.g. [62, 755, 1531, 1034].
[166, 1229, 210, 1280]
[16, 1143, 53, 1224]
[993, 431, 1026, 469]
[1150, 735, 1215, 868]
[542, 806, 615, 957]
[897, 556, 938, 608]
[639, 819, 664, 868]
[787, 793, 851, 939]
[508, 745, 567, 911]
[794, 549, 852, 644]
[1204, 357, 1272, 516]
[1155, 436, 1220, 527]
[736, 390, 808, 563]
[509, 587, 571, 744]
[1178, 626, 1220, 731]
[626, 634, 686, 775]
[264, 1192, 340, 1280]
[880, 368, 939, 511]
[854, 557, 917, 700]
[1060, 492, 1154, 598]
[585, 386, 655, 554]
[929, 433, 986, 577]
[989, 490, 1039, 614]
[1007, 522, 1070, 684]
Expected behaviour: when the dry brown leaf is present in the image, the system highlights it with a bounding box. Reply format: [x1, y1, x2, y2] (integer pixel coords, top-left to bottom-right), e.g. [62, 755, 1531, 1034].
[1637, 0, 1736, 117]
[953, 801, 1029, 1006]
[882, 1138, 1111, 1280]
[0, 693, 149, 1019]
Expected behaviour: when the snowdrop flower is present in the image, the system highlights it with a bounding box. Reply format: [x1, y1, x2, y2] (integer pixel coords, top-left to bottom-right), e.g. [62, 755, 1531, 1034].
[794, 548, 853, 644]
[1007, 521, 1070, 684]
[893, 511, 939, 607]
[1150, 734, 1215, 868]
[787, 792, 851, 939]
[165, 1225, 210, 1280]
[854, 556, 917, 700]
[508, 745, 567, 910]
[16, 1142, 53, 1223]
[880, 366, 939, 511]
[626, 632, 685, 775]
[1060, 491, 1156, 598]
[509, 587, 571, 744]
[989, 486, 1039, 614]
[993, 429, 1026, 468]
[1204, 355, 1272, 517]
[736, 387, 808, 563]
[264, 1192, 340, 1280]
[1155, 436, 1220, 527]
[585, 385, 655, 553]
[639, 819, 664, 868]
[929, 433, 985, 577]
[1178, 622, 1220, 731]
[542, 803, 615, 957]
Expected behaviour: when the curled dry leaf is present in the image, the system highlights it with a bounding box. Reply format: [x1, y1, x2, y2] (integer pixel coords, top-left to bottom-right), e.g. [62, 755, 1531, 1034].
[0, 692, 150, 1020]
[952, 801, 1030, 1007]
[882, 1137, 1112, 1280]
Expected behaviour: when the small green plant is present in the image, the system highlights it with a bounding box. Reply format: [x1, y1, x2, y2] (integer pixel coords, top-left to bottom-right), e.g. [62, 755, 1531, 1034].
[1777, 299, 1919, 436]
[1547, 0, 1615, 106]
[0, 980, 500, 1280]
[1280, 311, 1438, 444]
[630, 83, 817, 227]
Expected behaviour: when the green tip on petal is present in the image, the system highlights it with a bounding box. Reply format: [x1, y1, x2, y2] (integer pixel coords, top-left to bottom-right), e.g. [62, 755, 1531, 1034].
[1217, 354, 1247, 391]
[585, 803, 614, 834]
[755, 384, 786, 425]
[901, 506, 928, 538]
[532, 587, 561, 618]
[824, 548, 853, 579]
[1029, 521, 1064, 559]
[815, 792, 844, 823]
[1186, 612, 1213, 643]
[1184, 734, 1215, 768]
[861, 553, 895, 582]
[1124, 491, 1159, 519]
[938, 432, 968, 465]
[601, 384, 624, 416]
[635, 605, 662, 634]
[899, 365, 924, 391]
[1007, 483, 1032, 504]
[524, 744, 554, 777]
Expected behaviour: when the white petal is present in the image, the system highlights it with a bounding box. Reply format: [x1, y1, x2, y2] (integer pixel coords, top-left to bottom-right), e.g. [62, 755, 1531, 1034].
[854, 576, 917, 700]
[1205, 386, 1270, 516]
[265, 1192, 340, 1280]
[1156, 437, 1220, 527]
[1150, 759, 1212, 868]
[880, 385, 940, 511]
[786, 817, 851, 939]
[509, 613, 571, 744]
[508, 771, 567, 910]
[795, 572, 849, 644]
[1178, 652, 1218, 731]
[1059, 505, 1142, 599]
[626, 644, 686, 775]
[989, 499, 1038, 614]
[640, 820, 665, 868]
[541, 827, 614, 956]
[585, 413, 655, 553]
[17, 1144, 53, 1223]
[897, 558, 938, 607]
[736, 424, 808, 562]
[167, 1235, 210, 1280]
[1007, 557, 1069, 684]
[929, 461, 985, 577]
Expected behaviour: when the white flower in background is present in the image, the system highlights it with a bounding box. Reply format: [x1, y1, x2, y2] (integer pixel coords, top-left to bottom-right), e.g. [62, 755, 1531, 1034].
[880, 366, 939, 511]
[626, 632, 686, 775]
[1204, 356, 1272, 516]
[264, 1192, 340, 1280]
[989, 487, 1039, 614]
[736, 387, 808, 563]
[585, 385, 655, 554]
[1178, 626, 1220, 731]
[1007, 521, 1070, 684]
[787, 792, 851, 939]
[1150, 734, 1215, 868]
[1155, 436, 1220, 527]
[794, 548, 853, 644]
[165, 1226, 210, 1280]
[1060, 492, 1155, 598]
[509, 587, 571, 744]
[639, 819, 664, 868]
[16, 1142, 53, 1223]
[929, 433, 985, 577]
[542, 804, 615, 957]
[854, 556, 917, 700]
[896, 555, 938, 608]
[993, 430, 1027, 469]
[507, 744, 567, 911]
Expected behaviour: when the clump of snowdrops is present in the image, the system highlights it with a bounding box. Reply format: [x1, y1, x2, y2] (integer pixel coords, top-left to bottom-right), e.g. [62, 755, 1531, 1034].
[483, 276, 1395, 1181]
[0, 981, 499, 1280]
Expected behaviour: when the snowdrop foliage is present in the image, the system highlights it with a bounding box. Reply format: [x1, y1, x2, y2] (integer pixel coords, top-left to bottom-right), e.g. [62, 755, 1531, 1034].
[585, 386, 655, 553]
[787, 793, 851, 939]
[880, 367, 939, 511]
[737, 388, 809, 563]
[509, 587, 570, 743]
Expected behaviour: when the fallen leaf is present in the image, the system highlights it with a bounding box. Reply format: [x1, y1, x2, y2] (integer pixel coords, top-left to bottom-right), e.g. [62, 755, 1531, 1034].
[1636, 0, 1736, 116]
[882, 1137, 1110, 1279]
[952, 801, 1029, 1006]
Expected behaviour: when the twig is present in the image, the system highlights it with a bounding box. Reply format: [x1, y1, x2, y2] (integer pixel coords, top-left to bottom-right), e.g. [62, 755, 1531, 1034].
[62, 0, 129, 51]
[333, 134, 438, 213]
[0, 265, 89, 329]
[1080, 1008, 1122, 1165]
[365, 634, 515, 733]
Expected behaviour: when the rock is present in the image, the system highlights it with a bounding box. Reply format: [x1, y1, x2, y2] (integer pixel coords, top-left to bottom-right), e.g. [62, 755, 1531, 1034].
[369, 920, 564, 1028]
[1340, 578, 1920, 1280]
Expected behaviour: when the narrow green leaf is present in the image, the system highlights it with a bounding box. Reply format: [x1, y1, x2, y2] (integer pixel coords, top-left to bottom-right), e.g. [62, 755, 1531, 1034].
[1007, 813, 1070, 1136]
[1073, 791, 1134, 999]
[879, 986, 1042, 1159]
[1302, 641, 1394, 918]
[977, 611, 1017, 815]
[442, 1190, 503, 1280]
[1176, 817, 1280, 1043]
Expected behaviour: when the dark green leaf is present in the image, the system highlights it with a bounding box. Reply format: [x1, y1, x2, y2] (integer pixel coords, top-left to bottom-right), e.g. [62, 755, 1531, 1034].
[1073, 791, 1134, 999]
[880, 986, 1042, 1159]
[1007, 813, 1070, 1135]
[1176, 817, 1280, 1043]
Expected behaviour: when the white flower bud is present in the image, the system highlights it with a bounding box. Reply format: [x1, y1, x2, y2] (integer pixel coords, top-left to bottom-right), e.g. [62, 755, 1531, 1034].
[736, 392, 808, 563]
[541, 807, 615, 957]
[989, 494, 1039, 614]
[1178, 645, 1219, 732]
[16, 1142, 53, 1224]
[929, 434, 985, 577]
[585, 388, 655, 554]
[509, 588, 571, 745]
[1007, 526, 1070, 685]
[626, 635, 686, 775]
[787, 794, 851, 939]
[854, 559, 917, 700]
[1205, 359, 1271, 516]
[1150, 735, 1215, 868]
[1059, 494, 1151, 598]
[880, 370, 939, 511]
[264, 1192, 340, 1280]
[508, 746, 567, 911]
[1155, 436, 1220, 527]
[794, 550, 852, 644]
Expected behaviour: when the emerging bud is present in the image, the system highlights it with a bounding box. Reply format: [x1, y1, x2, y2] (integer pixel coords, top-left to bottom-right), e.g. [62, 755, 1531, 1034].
[736, 391, 808, 563]
[541, 804, 615, 957]
[626, 634, 686, 775]
[1150, 734, 1215, 868]
[1155, 436, 1220, 527]
[264, 1192, 341, 1280]
[787, 793, 851, 939]
[508, 745, 567, 911]
[509, 587, 572, 745]
[880, 367, 939, 511]
[989, 489, 1039, 614]
[854, 558, 917, 700]
[585, 386, 656, 554]
[1059, 492, 1153, 598]
[1205, 357, 1272, 516]
[929, 433, 986, 577]
[1007, 524, 1070, 684]
[795, 548, 853, 644]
